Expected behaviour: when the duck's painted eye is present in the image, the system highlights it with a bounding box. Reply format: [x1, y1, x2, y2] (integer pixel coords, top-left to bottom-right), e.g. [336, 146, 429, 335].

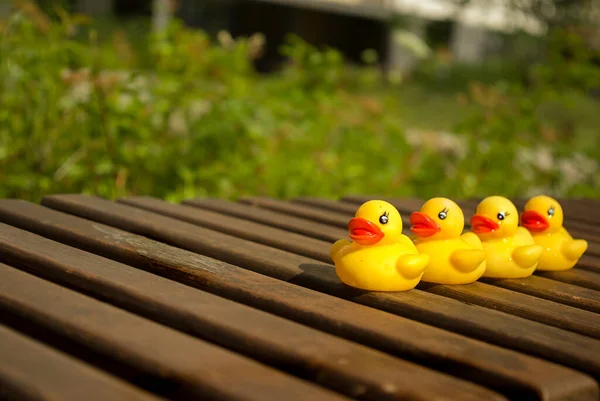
[497, 212, 506, 221]
[548, 207, 555, 218]
[379, 212, 389, 225]
[438, 209, 448, 220]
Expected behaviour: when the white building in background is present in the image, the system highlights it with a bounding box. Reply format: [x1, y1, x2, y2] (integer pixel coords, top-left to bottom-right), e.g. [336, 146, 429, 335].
[68, 0, 548, 70]
[388, 0, 545, 64]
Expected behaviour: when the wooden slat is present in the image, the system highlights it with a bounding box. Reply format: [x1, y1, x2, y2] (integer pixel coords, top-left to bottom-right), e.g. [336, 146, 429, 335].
[482, 276, 600, 314]
[0, 263, 349, 401]
[538, 269, 600, 292]
[311, 197, 600, 305]
[0, 200, 594, 401]
[0, 224, 500, 401]
[240, 196, 350, 228]
[119, 197, 332, 263]
[295, 196, 420, 218]
[183, 198, 346, 242]
[578, 255, 600, 275]
[33, 195, 600, 382]
[341, 195, 424, 213]
[0, 324, 162, 401]
[124, 197, 600, 339]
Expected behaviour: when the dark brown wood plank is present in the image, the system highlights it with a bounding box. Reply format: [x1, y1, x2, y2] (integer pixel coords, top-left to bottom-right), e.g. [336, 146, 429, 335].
[0, 263, 348, 401]
[0, 200, 594, 401]
[239, 196, 350, 228]
[579, 255, 600, 275]
[293, 197, 368, 215]
[538, 269, 600, 292]
[183, 198, 346, 242]
[33, 195, 600, 382]
[319, 197, 600, 305]
[124, 197, 600, 338]
[548, 199, 600, 227]
[0, 324, 162, 401]
[119, 197, 332, 263]
[0, 225, 499, 401]
[482, 276, 600, 314]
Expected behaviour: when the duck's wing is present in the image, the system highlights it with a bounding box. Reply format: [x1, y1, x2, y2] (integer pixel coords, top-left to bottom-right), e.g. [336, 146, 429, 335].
[450, 249, 486, 272]
[562, 239, 588, 261]
[330, 239, 351, 262]
[396, 253, 429, 279]
[460, 231, 483, 249]
[512, 244, 543, 269]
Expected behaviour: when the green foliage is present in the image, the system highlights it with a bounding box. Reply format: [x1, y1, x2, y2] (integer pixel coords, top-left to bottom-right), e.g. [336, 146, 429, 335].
[451, 27, 600, 198]
[1, 3, 599, 203]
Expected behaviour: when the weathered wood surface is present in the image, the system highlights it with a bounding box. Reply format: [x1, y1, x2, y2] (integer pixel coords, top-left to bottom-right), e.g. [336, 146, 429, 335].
[0, 224, 504, 401]
[0, 263, 350, 401]
[121, 196, 333, 263]
[28, 196, 600, 381]
[0, 323, 163, 401]
[3, 194, 600, 401]
[0, 199, 595, 401]
[120, 197, 600, 339]
[297, 196, 600, 307]
[183, 198, 346, 242]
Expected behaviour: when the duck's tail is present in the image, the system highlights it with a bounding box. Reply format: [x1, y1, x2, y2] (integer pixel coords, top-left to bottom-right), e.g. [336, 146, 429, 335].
[513, 244, 544, 269]
[450, 249, 487, 273]
[562, 239, 588, 261]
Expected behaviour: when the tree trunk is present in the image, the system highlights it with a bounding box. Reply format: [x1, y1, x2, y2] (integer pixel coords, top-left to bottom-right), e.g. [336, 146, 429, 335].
[153, 0, 172, 32]
[75, 0, 113, 16]
[0, 2, 13, 19]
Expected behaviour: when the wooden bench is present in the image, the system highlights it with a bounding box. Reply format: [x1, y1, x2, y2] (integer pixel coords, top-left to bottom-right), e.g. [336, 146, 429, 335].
[0, 194, 599, 401]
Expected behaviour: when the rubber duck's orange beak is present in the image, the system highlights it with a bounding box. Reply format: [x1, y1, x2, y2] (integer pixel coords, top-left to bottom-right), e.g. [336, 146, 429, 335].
[470, 214, 499, 233]
[348, 217, 384, 245]
[409, 212, 440, 237]
[520, 210, 549, 232]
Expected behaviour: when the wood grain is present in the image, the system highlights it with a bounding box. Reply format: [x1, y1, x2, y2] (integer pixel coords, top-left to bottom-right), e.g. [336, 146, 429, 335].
[0, 263, 349, 401]
[537, 269, 600, 292]
[125, 197, 600, 339]
[0, 323, 162, 401]
[0, 199, 594, 401]
[0, 224, 502, 401]
[32, 195, 600, 382]
[119, 197, 333, 263]
[482, 276, 600, 314]
[313, 197, 600, 304]
[183, 198, 346, 242]
[239, 196, 350, 228]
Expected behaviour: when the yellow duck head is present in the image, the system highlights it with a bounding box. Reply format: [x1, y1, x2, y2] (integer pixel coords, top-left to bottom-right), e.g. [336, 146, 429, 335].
[409, 197, 464, 240]
[349, 200, 403, 246]
[521, 195, 563, 234]
[471, 196, 519, 239]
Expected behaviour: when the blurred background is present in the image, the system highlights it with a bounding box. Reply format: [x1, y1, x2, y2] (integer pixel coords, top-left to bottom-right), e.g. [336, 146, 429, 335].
[0, 0, 599, 202]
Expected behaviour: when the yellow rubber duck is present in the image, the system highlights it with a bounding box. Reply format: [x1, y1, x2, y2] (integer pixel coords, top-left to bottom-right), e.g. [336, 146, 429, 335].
[471, 196, 544, 278]
[410, 197, 487, 284]
[331, 200, 430, 291]
[520, 195, 588, 271]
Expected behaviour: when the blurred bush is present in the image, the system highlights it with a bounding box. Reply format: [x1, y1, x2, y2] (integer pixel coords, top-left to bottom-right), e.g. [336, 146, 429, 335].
[0, 2, 598, 202]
